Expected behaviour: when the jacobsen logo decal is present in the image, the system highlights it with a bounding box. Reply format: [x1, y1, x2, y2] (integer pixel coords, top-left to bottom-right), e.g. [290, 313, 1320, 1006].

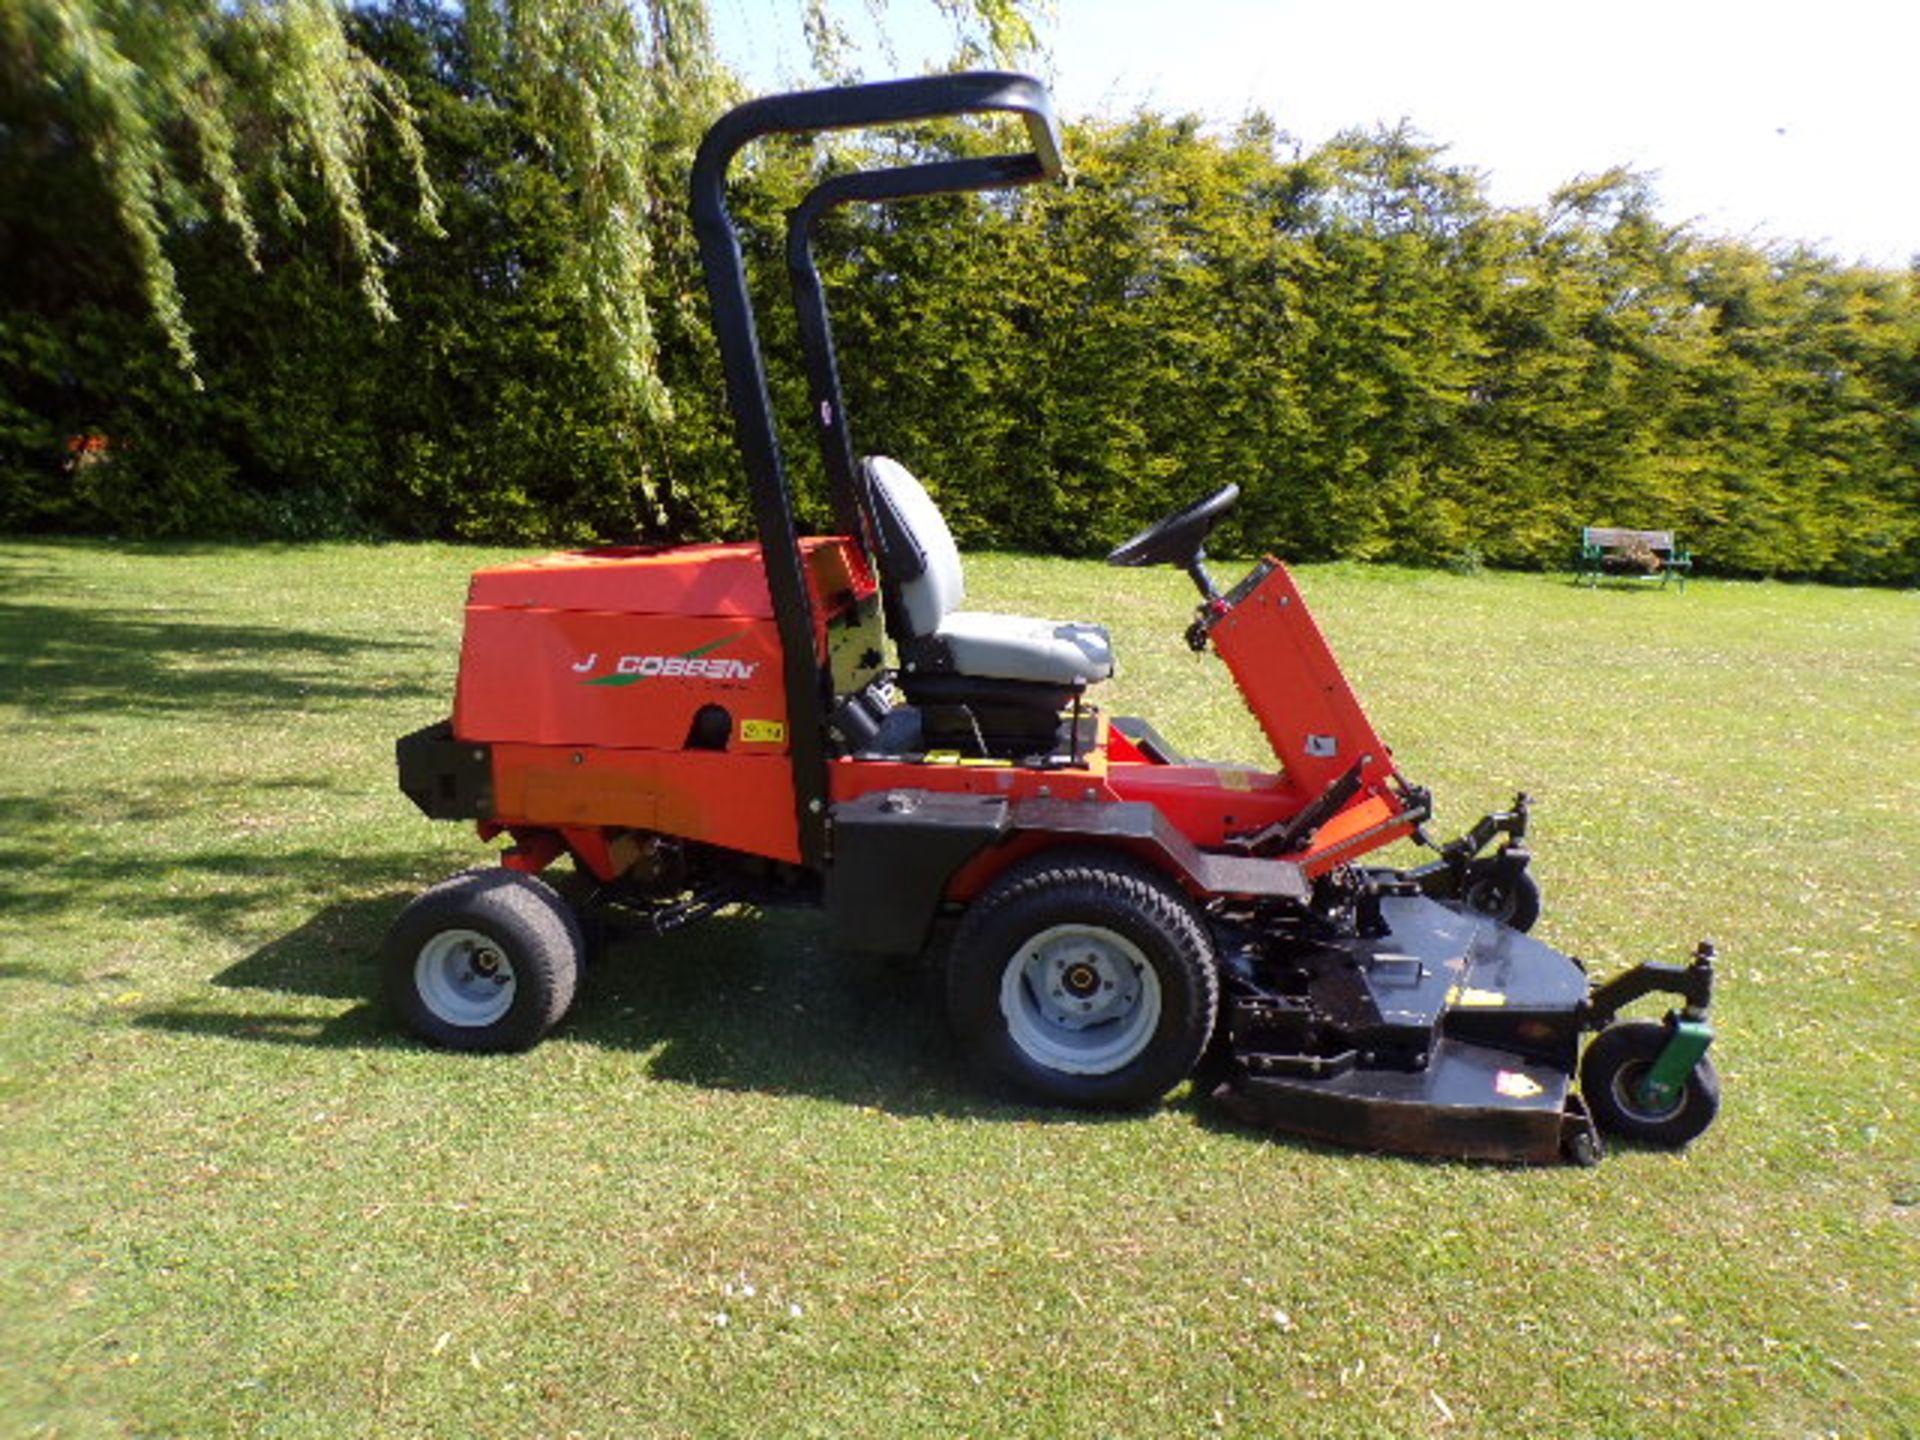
[574, 635, 759, 686]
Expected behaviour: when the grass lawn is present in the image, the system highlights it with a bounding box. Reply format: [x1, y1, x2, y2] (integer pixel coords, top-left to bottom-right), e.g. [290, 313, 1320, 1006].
[1, 537, 1914, 1438]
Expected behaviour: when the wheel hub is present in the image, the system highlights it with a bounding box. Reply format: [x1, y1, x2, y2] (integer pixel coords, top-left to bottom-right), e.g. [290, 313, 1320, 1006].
[415, 927, 517, 1027]
[1000, 923, 1162, 1075]
[1615, 1059, 1686, 1121]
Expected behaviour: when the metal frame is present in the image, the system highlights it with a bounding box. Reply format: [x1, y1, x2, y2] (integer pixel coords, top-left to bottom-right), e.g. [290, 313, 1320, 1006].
[690, 72, 1064, 868]
[1584, 940, 1717, 1026]
[785, 154, 1054, 541]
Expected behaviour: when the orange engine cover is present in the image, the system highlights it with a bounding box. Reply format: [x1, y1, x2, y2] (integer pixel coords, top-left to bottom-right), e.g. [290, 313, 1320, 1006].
[454, 537, 870, 755]
[453, 537, 874, 866]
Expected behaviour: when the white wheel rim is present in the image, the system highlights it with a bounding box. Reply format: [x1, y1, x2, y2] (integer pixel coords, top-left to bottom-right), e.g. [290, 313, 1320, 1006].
[414, 927, 516, 1028]
[998, 923, 1162, 1076]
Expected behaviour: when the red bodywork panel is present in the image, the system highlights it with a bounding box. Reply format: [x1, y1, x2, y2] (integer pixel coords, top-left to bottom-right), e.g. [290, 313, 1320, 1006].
[1202, 560, 1418, 871]
[1209, 562, 1393, 797]
[455, 537, 875, 865]
[456, 536, 1411, 883]
[494, 745, 804, 862]
[457, 538, 870, 751]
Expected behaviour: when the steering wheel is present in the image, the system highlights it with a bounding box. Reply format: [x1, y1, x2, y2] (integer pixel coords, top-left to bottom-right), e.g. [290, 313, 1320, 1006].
[1106, 483, 1241, 570]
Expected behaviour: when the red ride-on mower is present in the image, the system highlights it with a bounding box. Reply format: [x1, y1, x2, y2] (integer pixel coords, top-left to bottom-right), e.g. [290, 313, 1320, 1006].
[386, 73, 1722, 1163]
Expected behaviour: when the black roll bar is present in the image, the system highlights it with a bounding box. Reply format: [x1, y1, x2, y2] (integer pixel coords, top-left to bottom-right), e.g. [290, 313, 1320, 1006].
[689, 73, 1064, 870]
[786, 154, 1053, 543]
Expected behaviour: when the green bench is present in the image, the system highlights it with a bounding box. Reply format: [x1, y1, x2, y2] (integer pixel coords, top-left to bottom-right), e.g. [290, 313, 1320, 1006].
[1578, 527, 1692, 591]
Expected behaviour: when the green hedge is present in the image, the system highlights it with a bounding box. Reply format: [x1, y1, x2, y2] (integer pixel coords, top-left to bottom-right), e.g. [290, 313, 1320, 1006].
[3, 10, 1915, 582]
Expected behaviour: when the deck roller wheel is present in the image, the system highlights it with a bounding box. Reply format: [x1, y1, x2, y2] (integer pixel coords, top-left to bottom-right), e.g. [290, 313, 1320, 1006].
[1461, 859, 1542, 932]
[1580, 1020, 1721, 1148]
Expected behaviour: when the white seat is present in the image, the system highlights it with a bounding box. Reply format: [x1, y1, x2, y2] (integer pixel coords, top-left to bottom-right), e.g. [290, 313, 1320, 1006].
[935, 612, 1113, 686]
[862, 457, 1114, 688]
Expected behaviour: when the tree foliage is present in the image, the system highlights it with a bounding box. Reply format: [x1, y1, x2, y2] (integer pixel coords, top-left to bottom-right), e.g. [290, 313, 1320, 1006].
[1, 0, 1025, 414]
[823, 115, 1918, 582]
[2, 4, 1915, 583]
[6, 0, 441, 372]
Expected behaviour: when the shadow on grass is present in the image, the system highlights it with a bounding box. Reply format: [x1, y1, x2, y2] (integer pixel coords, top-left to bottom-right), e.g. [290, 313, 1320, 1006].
[136, 890, 1584, 1160]
[95, 873, 1604, 1162]
[0, 959, 82, 985]
[136, 892, 1137, 1125]
[579, 909, 1009, 1119]
[130, 891, 414, 1049]
[0, 596, 437, 719]
[0, 782, 431, 934]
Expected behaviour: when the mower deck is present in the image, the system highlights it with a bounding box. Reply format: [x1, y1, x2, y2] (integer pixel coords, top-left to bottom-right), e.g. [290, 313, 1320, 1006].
[1218, 896, 1594, 1162]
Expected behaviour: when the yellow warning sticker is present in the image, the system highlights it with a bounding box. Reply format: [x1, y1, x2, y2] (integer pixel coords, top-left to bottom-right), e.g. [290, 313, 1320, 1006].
[1445, 986, 1508, 1008]
[741, 719, 786, 744]
[1215, 768, 1254, 792]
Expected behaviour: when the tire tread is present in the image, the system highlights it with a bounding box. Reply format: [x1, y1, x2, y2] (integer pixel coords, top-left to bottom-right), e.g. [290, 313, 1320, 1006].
[384, 867, 582, 1051]
[946, 850, 1218, 1108]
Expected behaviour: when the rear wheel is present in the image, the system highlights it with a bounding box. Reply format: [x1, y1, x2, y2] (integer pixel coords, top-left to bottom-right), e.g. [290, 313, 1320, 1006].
[383, 868, 583, 1052]
[946, 853, 1218, 1108]
[1580, 1020, 1720, 1148]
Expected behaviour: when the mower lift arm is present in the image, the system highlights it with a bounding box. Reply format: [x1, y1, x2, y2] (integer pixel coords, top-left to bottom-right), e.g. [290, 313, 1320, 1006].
[1584, 940, 1717, 1027]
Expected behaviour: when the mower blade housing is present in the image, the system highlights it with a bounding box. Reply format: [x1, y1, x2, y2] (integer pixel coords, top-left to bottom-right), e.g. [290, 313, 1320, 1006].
[1215, 896, 1591, 1163]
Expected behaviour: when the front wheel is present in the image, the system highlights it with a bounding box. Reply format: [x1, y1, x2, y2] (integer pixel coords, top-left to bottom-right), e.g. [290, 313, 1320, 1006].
[946, 853, 1219, 1109]
[1580, 1020, 1720, 1148]
[383, 868, 584, 1052]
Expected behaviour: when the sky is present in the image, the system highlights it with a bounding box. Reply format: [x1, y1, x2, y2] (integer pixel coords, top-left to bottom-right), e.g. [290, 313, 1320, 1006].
[709, 0, 1918, 268]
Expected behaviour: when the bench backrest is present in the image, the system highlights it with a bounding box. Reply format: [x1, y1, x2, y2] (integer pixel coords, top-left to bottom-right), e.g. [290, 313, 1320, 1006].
[1584, 526, 1675, 552]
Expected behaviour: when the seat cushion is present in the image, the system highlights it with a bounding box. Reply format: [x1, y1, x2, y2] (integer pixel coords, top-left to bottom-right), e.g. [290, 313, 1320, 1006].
[931, 611, 1114, 686]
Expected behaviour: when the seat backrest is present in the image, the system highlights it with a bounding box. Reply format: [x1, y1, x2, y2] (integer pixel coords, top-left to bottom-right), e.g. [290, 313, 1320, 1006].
[861, 456, 965, 636]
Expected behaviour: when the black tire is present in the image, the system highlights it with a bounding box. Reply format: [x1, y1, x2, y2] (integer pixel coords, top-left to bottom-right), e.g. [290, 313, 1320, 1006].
[946, 851, 1219, 1109]
[1580, 1020, 1721, 1148]
[1462, 860, 1542, 932]
[383, 868, 583, 1052]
